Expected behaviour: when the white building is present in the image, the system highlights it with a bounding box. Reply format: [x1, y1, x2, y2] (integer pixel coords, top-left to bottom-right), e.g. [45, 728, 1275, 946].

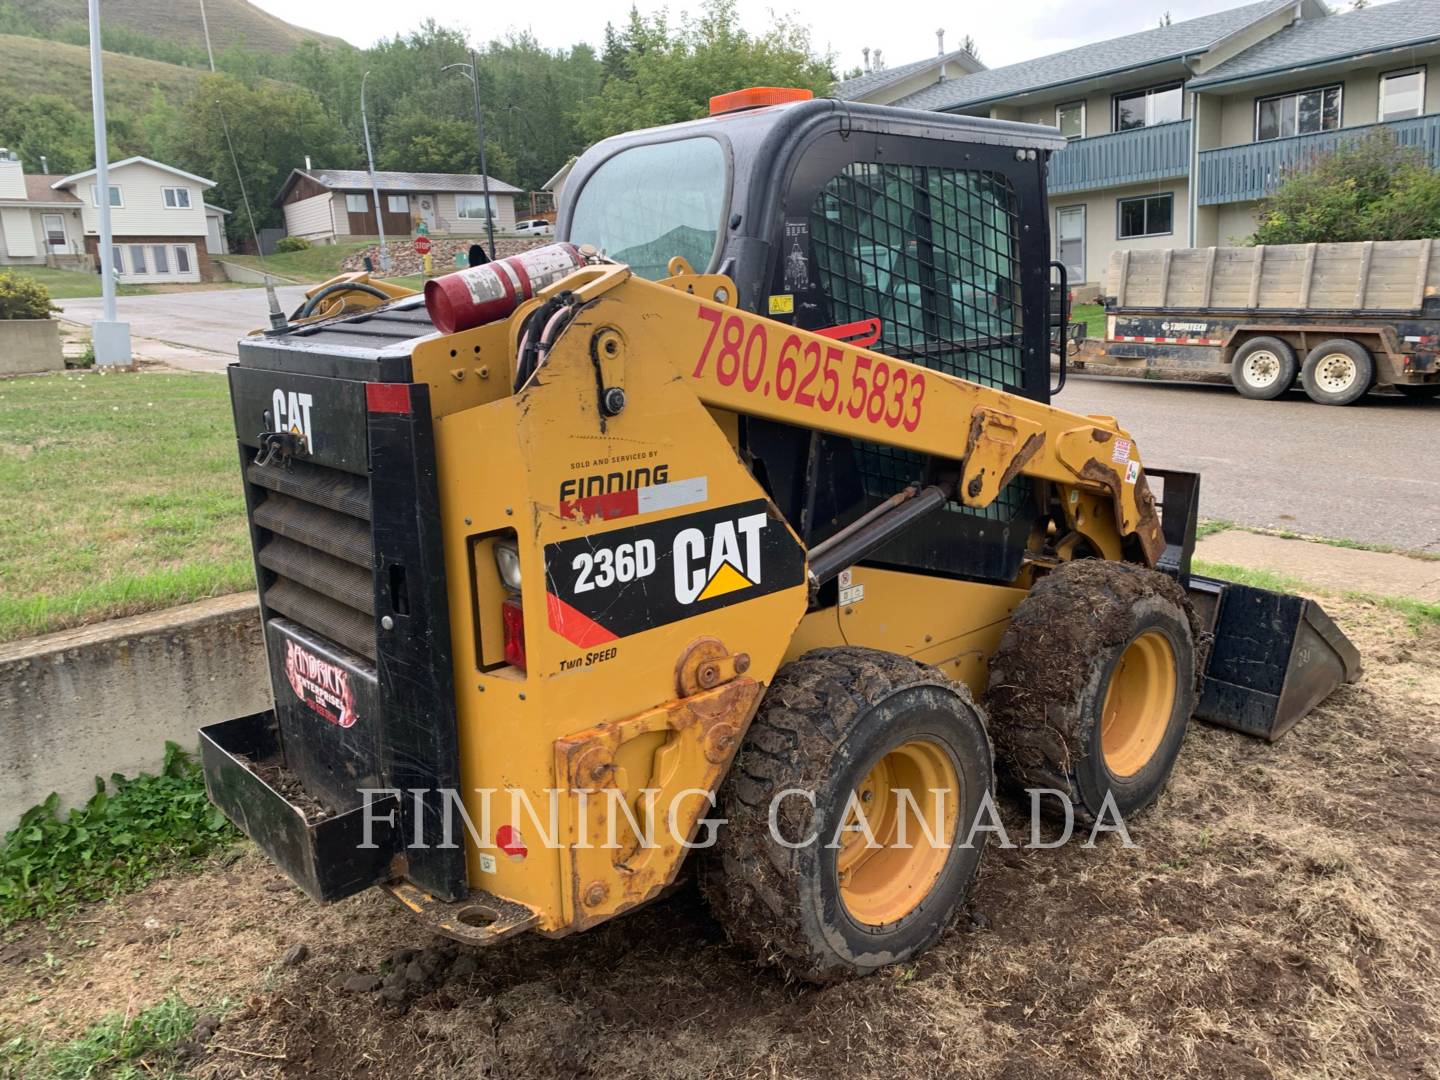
[1, 151, 222, 283]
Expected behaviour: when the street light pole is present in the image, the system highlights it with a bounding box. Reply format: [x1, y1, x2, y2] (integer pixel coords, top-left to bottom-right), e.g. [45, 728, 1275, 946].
[87, 0, 129, 365]
[359, 70, 391, 273]
[442, 54, 497, 255]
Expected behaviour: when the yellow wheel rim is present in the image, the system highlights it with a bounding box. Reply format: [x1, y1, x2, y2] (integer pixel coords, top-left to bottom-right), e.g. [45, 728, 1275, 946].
[1100, 630, 1177, 778]
[836, 738, 959, 925]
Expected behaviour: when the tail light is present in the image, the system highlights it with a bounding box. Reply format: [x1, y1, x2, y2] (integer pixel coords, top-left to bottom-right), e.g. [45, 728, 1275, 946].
[502, 596, 526, 670]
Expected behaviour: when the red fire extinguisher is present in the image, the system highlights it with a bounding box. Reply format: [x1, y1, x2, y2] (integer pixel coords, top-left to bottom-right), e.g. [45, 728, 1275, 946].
[425, 243, 587, 335]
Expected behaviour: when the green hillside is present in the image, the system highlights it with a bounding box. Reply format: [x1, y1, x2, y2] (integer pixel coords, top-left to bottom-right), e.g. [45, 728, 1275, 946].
[5, 0, 344, 55]
[0, 32, 202, 114]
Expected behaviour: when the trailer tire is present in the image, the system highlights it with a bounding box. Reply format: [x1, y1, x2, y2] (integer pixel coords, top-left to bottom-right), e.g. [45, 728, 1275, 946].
[983, 561, 1199, 824]
[1301, 339, 1373, 406]
[704, 647, 992, 983]
[1230, 336, 1296, 399]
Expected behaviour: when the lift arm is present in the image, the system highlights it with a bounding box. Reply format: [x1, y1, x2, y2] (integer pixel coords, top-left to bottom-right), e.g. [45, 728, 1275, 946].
[507, 263, 1166, 565]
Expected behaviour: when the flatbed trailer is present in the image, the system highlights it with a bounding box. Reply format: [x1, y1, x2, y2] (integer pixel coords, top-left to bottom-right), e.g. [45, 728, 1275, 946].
[1098, 240, 1440, 405]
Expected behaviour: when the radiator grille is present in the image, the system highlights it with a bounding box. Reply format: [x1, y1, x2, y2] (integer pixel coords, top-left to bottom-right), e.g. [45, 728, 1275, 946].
[249, 457, 376, 661]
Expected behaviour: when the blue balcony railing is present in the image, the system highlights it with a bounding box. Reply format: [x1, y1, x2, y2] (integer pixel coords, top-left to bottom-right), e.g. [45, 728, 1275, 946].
[1197, 112, 1440, 206]
[1048, 120, 1191, 195]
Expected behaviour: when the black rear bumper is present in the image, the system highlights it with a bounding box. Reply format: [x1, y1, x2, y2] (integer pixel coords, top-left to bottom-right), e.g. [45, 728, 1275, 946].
[200, 710, 399, 902]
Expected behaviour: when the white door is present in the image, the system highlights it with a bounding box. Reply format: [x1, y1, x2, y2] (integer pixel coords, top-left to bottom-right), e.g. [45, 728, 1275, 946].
[41, 213, 67, 254]
[1056, 206, 1085, 284]
[417, 195, 437, 233]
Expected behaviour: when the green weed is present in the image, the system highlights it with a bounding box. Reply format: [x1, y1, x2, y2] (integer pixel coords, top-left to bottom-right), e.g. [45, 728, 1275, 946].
[0, 744, 238, 927]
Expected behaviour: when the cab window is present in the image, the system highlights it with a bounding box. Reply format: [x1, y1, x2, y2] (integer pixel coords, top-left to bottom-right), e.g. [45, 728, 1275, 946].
[569, 137, 727, 279]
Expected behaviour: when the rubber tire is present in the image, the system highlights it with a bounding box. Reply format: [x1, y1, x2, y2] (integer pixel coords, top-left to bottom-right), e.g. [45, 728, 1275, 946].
[1301, 339, 1374, 406]
[983, 561, 1200, 824]
[1397, 384, 1440, 402]
[1230, 336, 1297, 400]
[704, 647, 992, 983]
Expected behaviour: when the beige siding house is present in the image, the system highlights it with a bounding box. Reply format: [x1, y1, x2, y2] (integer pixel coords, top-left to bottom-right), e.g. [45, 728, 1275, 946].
[0, 149, 87, 269]
[49, 156, 219, 283]
[274, 169, 522, 244]
[843, 0, 1440, 290]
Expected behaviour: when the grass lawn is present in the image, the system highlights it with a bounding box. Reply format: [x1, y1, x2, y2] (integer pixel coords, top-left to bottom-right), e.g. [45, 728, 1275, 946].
[0, 370, 252, 643]
[6, 266, 255, 300]
[1071, 302, 1105, 338]
[219, 240, 380, 283]
[9, 266, 154, 300]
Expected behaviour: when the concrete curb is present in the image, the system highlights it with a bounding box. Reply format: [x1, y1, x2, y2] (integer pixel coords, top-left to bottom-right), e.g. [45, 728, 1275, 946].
[0, 593, 271, 832]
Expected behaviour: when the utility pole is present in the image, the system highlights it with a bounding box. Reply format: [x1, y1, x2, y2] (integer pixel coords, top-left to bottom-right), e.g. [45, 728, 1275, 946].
[87, 0, 129, 365]
[442, 54, 497, 256]
[360, 70, 391, 273]
[198, 0, 216, 72]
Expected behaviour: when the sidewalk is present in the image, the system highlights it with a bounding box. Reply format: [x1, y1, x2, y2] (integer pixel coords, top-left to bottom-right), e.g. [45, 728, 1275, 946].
[1195, 529, 1440, 602]
[57, 318, 231, 373]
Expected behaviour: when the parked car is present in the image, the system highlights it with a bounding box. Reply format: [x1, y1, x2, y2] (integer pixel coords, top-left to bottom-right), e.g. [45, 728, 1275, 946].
[514, 219, 554, 237]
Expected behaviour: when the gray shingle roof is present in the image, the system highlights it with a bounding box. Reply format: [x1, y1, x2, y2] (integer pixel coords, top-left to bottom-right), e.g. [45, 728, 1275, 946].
[895, 0, 1297, 112]
[1190, 0, 1440, 88]
[833, 49, 982, 101]
[305, 169, 522, 194]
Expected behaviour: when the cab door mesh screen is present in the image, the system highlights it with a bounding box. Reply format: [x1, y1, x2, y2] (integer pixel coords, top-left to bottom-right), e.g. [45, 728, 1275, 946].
[809, 164, 1024, 391]
[810, 164, 1030, 522]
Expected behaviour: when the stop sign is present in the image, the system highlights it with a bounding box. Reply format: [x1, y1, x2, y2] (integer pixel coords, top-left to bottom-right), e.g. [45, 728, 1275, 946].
[413, 235, 432, 255]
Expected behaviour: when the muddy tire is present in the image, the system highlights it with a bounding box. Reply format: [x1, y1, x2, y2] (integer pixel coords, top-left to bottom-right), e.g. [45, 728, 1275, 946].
[1230, 336, 1296, 400]
[704, 647, 992, 983]
[983, 561, 1200, 823]
[1301, 339, 1373, 406]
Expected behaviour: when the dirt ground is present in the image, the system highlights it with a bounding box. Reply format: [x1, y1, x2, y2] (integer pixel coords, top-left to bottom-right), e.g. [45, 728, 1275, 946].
[3, 596, 1437, 1080]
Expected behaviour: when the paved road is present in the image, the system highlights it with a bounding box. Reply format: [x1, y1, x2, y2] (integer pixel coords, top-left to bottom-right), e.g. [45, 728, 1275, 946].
[55, 288, 1440, 552]
[1059, 375, 1440, 554]
[58, 286, 310, 368]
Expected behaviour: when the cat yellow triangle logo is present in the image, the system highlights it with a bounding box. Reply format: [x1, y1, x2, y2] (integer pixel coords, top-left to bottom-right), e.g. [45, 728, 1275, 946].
[696, 560, 756, 602]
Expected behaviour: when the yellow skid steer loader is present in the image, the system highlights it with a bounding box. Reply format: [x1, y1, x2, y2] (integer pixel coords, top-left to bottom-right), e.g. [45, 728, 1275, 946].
[203, 90, 1358, 982]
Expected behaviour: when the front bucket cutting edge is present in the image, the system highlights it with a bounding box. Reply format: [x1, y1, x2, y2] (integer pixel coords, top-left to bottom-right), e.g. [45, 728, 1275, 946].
[1186, 576, 1362, 742]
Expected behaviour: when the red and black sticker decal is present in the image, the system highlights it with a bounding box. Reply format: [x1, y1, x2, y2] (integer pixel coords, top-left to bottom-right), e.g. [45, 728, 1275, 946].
[544, 499, 806, 645]
[282, 635, 360, 728]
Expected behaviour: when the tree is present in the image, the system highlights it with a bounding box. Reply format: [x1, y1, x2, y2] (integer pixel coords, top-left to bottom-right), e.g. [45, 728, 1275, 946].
[1251, 130, 1440, 245]
[0, 90, 94, 175]
[959, 34, 979, 61]
[580, 0, 835, 142]
[377, 111, 516, 181]
[172, 75, 359, 239]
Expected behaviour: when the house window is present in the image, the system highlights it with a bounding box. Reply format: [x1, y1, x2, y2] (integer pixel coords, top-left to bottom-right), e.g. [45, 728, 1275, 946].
[162, 186, 192, 209]
[110, 246, 124, 274]
[1255, 85, 1341, 141]
[1118, 193, 1173, 238]
[174, 246, 191, 274]
[1379, 68, 1425, 122]
[90, 184, 123, 207]
[129, 244, 148, 274]
[455, 195, 497, 221]
[345, 193, 369, 213]
[150, 245, 170, 275]
[1113, 83, 1183, 130]
[386, 194, 409, 213]
[1056, 101, 1086, 139]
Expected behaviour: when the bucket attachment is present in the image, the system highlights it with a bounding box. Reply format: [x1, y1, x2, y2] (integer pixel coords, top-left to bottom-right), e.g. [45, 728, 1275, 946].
[200, 711, 400, 901]
[1186, 577, 1362, 742]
